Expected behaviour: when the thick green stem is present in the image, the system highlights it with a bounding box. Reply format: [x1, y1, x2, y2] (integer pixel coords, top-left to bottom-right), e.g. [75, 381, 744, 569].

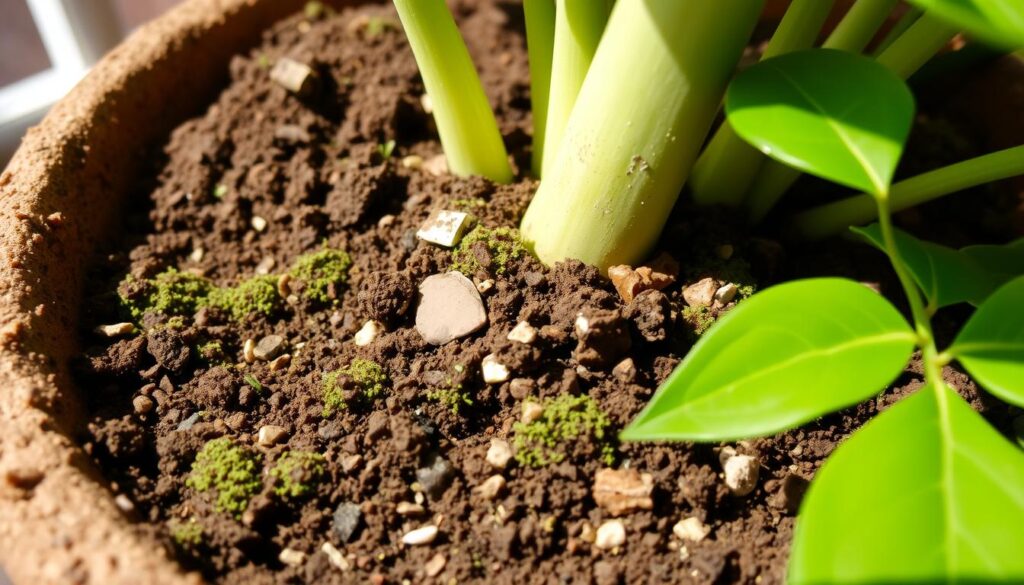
[541, 0, 612, 177]
[744, 12, 959, 222]
[792, 144, 1024, 239]
[690, 0, 834, 208]
[822, 0, 899, 52]
[520, 0, 764, 271]
[392, 0, 512, 183]
[524, 0, 555, 178]
[872, 6, 923, 56]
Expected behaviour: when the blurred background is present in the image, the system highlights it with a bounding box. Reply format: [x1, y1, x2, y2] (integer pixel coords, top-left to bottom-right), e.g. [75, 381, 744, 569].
[0, 0, 182, 167]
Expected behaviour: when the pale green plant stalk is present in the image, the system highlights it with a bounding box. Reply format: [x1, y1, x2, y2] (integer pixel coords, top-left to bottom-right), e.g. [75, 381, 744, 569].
[523, 0, 555, 177]
[744, 12, 959, 222]
[689, 0, 835, 207]
[822, 0, 900, 52]
[792, 144, 1024, 239]
[520, 0, 764, 271]
[392, 0, 512, 183]
[873, 6, 924, 55]
[540, 0, 613, 177]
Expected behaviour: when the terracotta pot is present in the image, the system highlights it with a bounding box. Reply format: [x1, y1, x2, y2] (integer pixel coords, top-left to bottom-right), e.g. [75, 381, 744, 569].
[1, 2, 1022, 584]
[0, 2, 354, 583]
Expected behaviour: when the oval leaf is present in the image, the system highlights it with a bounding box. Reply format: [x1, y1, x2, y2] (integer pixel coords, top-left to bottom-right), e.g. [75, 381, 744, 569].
[621, 278, 915, 442]
[907, 0, 1024, 48]
[790, 384, 1024, 583]
[726, 49, 914, 196]
[853, 224, 1004, 308]
[950, 275, 1024, 407]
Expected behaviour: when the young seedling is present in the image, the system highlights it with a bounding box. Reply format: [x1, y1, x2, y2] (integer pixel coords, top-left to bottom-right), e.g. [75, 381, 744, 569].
[624, 49, 1024, 582]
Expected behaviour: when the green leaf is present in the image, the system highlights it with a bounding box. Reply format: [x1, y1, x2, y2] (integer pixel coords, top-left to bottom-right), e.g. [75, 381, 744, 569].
[726, 49, 914, 196]
[853, 224, 1003, 308]
[790, 384, 1024, 583]
[961, 237, 1024, 276]
[620, 278, 915, 442]
[950, 275, 1024, 407]
[906, 0, 1024, 48]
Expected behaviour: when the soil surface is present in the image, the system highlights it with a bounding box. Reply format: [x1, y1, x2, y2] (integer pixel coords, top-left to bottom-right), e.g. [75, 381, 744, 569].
[74, 2, 1022, 584]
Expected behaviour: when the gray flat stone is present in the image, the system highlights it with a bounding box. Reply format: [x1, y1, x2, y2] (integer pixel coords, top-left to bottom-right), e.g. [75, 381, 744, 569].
[415, 272, 487, 345]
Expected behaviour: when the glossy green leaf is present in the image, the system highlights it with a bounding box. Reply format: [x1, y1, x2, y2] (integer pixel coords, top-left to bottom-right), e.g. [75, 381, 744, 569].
[790, 384, 1024, 583]
[620, 278, 915, 442]
[726, 49, 914, 196]
[906, 0, 1024, 48]
[950, 275, 1024, 407]
[853, 224, 1003, 308]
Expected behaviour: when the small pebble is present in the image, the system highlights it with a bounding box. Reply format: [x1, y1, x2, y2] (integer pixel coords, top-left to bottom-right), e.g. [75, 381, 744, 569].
[268, 354, 291, 372]
[396, 502, 425, 516]
[683, 278, 719, 308]
[242, 338, 256, 363]
[401, 155, 423, 170]
[423, 154, 448, 176]
[521, 402, 544, 424]
[594, 520, 626, 550]
[673, 517, 710, 542]
[251, 216, 268, 232]
[424, 553, 446, 578]
[715, 282, 739, 304]
[354, 320, 383, 346]
[94, 323, 136, 337]
[507, 321, 537, 345]
[114, 494, 135, 512]
[189, 247, 205, 263]
[402, 525, 438, 546]
[342, 454, 363, 473]
[415, 272, 487, 345]
[321, 541, 351, 571]
[270, 57, 315, 94]
[416, 454, 454, 498]
[592, 468, 654, 516]
[476, 279, 494, 294]
[509, 378, 535, 400]
[723, 453, 760, 496]
[279, 548, 306, 566]
[332, 502, 363, 543]
[258, 425, 288, 447]
[481, 354, 510, 384]
[473, 475, 506, 501]
[254, 335, 286, 361]
[255, 256, 276, 275]
[132, 395, 155, 415]
[420, 93, 433, 114]
[612, 358, 636, 382]
[378, 214, 396, 228]
[416, 209, 470, 247]
[486, 438, 514, 470]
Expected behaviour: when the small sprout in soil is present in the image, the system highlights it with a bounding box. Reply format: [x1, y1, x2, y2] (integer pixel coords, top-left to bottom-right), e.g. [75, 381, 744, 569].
[119, 268, 213, 321]
[513, 394, 615, 468]
[169, 518, 203, 550]
[270, 451, 326, 501]
[426, 382, 473, 415]
[208, 275, 283, 321]
[244, 374, 264, 393]
[212, 184, 228, 200]
[288, 247, 353, 305]
[186, 437, 262, 517]
[322, 358, 388, 416]
[450, 226, 528, 277]
[377, 139, 396, 160]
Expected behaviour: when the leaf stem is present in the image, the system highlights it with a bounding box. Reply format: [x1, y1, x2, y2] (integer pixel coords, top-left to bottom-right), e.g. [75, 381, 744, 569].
[872, 6, 923, 56]
[523, 0, 555, 178]
[792, 144, 1024, 239]
[822, 0, 899, 52]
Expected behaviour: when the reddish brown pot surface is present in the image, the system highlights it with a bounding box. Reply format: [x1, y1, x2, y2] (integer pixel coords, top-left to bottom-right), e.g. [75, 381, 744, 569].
[0, 2, 357, 583]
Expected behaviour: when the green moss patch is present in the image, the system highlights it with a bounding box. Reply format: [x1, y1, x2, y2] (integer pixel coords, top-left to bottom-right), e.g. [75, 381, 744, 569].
[186, 437, 262, 517]
[119, 269, 213, 321]
[451, 226, 528, 276]
[426, 383, 473, 415]
[322, 358, 388, 416]
[169, 518, 204, 549]
[270, 451, 326, 500]
[207, 275, 283, 321]
[289, 248, 353, 305]
[513, 394, 616, 468]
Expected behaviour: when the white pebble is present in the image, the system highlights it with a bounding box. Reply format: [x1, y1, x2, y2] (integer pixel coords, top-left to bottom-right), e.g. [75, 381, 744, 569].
[354, 320, 383, 347]
[396, 502, 425, 516]
[481, 354, 510, 384]
[507, 321, 537, 345]
[378, 214, 396, 228]
[258, 425, 288, 447]
[594, 520, 626, 550]
[251, 215, 268, 232]
[424, 553, 446, 577]
[415, 272, 488, 345]
[402, 524, 438, 546]
[401, 155, 424, 170]
[94, 323, 136, 337]
[420, 93, 433, 114]
[715, 283, 739, 304]
[321, 541, 350, 571]
[723, 454, 760, 496]
[574, 313, 590, 335]
[270, 58, 314, 94]
[521, 402, 544, 424]
[473, 474, 506, 501]
[486, 438, 514, 470]
[673, 517, 710, 542]
[476, 279, 494, 294]
[416, 209, 470, 247]
[189, 247, 205, 263]
[278, 548, 306, 566]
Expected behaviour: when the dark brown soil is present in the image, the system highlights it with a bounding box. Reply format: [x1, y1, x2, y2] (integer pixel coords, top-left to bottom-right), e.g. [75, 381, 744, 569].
[74, 2, 1022, 584]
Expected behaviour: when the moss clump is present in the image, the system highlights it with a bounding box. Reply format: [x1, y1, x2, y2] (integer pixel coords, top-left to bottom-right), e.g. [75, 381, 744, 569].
[270, 451, 326, 500]
[207, 275, 283, 321]
[186, 437, 262, 517]
[513, 394, 616, 468]
[289, 248, 353, 305]
[169, 519, 203, 549]
[426, 383, 473, 415]
[197, 340, 225, 363]
[682, 305, 717, 336]
[451, 226, 528, 277]
[322, 358, 388, 416]
[119, 269, 213, 321]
